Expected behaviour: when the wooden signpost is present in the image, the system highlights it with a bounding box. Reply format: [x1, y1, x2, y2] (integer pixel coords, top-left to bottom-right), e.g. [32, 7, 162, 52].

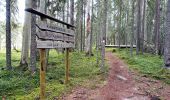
[25, 8, 75, 100]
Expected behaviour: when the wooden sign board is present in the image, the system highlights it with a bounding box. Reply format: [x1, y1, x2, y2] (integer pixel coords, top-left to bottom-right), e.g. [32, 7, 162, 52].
[36, 23, 75, 49]
[25, 8, 75, 100]
[36, 21, 75, 49]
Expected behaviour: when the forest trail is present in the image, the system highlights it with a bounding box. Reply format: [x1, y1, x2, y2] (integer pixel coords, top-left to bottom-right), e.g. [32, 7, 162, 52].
[63, 52, 170, 100]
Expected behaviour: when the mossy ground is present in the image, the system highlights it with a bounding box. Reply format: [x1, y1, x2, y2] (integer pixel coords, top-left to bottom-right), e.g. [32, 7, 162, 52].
[0, 50, 106, 99]
[107, 48, 170, 84]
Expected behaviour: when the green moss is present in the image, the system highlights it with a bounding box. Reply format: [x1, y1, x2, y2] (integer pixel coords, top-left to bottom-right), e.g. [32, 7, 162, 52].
[113, 48, 170, 84]
[0, 50, 106, 99]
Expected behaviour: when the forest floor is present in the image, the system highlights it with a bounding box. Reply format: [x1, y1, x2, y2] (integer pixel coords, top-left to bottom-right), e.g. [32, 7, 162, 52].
[62, 51, 170, 100]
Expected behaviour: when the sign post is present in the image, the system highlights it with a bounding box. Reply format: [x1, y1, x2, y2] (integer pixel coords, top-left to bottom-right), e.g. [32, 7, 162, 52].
[40, 49, 46, 100]
[25, 8, 75, 100]
[65, 48, 70, 84]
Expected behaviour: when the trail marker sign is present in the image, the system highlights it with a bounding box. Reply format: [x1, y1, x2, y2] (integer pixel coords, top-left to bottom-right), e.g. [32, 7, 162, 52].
[25, 8, 75, 100]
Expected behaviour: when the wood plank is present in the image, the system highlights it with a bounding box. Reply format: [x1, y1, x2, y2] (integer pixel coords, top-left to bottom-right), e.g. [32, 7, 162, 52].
[105, 45, 136, 48]
[37, 40, 75, 49]
[37, 40, 53, 49]
[36, 31, 51, 40]
[52, 32, 63, 41]
[36, 30, 75, 42]
[53, 41, 63, 48]
[64, 42, 75, 48]
[37, 31, 64, 41]
[25, 8, 75, 28]
[64, 42, 69, 48]
[64, 35, 69, 42]
[68, 36, 75, 42]
[70, 43, 75, 48]
[36, 24, 75, 36]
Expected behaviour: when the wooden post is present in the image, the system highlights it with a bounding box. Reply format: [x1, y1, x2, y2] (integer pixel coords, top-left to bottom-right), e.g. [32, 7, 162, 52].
[40, 49, 46, 100]
[65, 48, 70, 84]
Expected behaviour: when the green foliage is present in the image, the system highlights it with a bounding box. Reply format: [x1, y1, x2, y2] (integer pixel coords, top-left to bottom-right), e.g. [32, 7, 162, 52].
[0, 50, 20, 68]
[113, 48, 170, 84]
[0, 50, 104, 99]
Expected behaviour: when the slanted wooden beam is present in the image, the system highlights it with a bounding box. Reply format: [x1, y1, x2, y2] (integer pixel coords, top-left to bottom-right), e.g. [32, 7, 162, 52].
[25, 8, 75, 28]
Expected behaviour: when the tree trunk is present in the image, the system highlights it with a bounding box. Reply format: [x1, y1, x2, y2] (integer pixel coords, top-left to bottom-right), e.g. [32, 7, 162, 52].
[85, 12, 91, 55]
[30, 0, 37, 73]
[164, 0, 170, 68]
[20, 0, 32, 68]
[67, 0, 69, 23]
[130, 0, 135, 57]
[80, 0, 83, 51]
[136, 0, 141, 55]
[154, 0, 161, 55]
[100, 0, 108, 71]
[70, 0, 74, 25]
[75, 0, 82, 50]
[144, 0, 148, 48]
[85, 0, 92, 55]
[141, 0, 146, 54]
[83, 1, 86, 51]
[118, 0, 122, 49]
[6, 0, 12, 70]
[160, 0, 166, 57]
[89, 0, 94, 56]
[62, 2, 66, 54]
[96, 0, 101, 65]
[70, 0, 74, 51]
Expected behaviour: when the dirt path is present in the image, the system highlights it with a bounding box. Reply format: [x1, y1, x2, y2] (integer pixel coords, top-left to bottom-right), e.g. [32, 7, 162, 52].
[63, 52, 170, 100]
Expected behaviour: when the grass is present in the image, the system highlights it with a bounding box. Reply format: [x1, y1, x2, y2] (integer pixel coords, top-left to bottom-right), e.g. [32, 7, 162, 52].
[107, 48, 170, 84]
[0, 50, 106, 99]
[2, 48, 169, 99]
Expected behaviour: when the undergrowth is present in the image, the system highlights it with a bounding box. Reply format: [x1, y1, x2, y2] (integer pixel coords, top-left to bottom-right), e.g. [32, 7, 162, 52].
[108, 48, 170, 84]
[0, 50, 106, 99]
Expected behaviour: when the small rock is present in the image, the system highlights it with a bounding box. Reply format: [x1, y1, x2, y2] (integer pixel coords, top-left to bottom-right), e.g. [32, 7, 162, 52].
[59, 79, 64, 84]
[150, 96, 161, 100]
[116, 75, 127, 81]
[34, 96, 40, 100]
[53, 97, 58, 100]
[120, 66, 125, 68]
[2, 96, 6, 100]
